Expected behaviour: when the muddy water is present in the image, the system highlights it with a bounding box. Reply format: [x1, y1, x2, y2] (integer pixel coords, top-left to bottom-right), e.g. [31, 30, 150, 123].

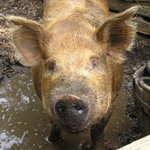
[0, 72, 132, 150]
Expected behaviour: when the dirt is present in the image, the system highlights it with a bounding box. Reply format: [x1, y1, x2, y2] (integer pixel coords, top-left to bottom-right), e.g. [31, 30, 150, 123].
[0, 0, 43, 83]
[0, 0, 150, 149]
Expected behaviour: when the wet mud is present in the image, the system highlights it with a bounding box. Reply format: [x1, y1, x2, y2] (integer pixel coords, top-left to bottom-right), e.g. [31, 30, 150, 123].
[0, 72, 133, 150]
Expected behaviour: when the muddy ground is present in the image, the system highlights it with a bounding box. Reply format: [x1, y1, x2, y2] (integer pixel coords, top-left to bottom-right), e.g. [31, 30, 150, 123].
[0, 0, 150, 149]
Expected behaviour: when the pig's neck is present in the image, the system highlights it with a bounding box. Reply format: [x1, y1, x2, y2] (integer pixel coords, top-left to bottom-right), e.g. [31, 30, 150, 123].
[42, 0, 110, 31]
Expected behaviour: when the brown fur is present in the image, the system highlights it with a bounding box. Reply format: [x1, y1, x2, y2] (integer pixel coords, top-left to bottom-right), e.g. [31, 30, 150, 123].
[8, 0, 138, 149]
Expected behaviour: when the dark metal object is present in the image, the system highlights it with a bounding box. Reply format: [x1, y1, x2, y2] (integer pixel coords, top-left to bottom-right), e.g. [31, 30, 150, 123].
[133, 61, 150, 136]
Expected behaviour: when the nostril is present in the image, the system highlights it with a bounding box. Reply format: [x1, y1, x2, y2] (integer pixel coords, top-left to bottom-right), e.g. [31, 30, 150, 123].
[74, 105, 82, 111]
[58, 105, 66, 112]
[73, 105, 84, 114]
[56, 103, 67, 113]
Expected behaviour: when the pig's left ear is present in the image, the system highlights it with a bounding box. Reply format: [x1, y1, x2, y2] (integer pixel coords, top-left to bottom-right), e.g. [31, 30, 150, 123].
[7, 16, 50, 66]
[95, 6, 138, 60]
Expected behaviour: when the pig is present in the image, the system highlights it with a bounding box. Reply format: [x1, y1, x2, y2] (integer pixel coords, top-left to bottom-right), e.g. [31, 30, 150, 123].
[7, 0, 138, 149]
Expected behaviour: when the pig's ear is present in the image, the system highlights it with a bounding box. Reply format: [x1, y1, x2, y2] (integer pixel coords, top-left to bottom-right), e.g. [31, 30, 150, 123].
[7, 16, 50, 66]
[95, 6, 138, 61]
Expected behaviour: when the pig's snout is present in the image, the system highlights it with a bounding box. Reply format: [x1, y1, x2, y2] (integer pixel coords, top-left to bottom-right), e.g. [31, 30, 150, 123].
[55, 95, 89, 133]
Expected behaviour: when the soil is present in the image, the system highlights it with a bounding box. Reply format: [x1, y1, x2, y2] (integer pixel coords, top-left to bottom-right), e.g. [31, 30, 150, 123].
[0, 0, 150, 149]
[0, 0, 43, 83]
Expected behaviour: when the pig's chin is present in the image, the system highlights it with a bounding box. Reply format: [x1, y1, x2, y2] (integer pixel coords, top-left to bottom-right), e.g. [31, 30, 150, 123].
[62, 123, 88, 134]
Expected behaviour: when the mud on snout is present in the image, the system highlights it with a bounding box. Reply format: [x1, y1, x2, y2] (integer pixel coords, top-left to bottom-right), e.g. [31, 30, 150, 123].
[43, 76, 96, 134]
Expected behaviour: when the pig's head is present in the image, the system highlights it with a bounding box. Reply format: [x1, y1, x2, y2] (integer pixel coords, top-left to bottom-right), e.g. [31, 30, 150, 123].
[8, 7, 137, 133]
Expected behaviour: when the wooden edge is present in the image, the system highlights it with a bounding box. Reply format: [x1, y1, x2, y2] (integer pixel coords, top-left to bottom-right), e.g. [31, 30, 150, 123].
[118, 135, 150, 150]
[108, 0, 150, 18]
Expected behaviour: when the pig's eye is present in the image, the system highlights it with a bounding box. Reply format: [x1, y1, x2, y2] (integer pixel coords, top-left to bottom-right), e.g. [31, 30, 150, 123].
[90, 57, 99, 69]
[48, 61, 55, 71]
[45, 60, 56, 74]
[44, 60, 57, 77]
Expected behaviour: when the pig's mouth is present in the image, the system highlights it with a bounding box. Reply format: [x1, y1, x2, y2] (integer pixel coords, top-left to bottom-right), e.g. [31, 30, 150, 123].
[62, 122, 88, 134]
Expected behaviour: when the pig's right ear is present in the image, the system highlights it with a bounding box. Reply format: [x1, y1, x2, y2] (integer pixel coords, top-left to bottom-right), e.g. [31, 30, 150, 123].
[95, 6, 138, 61]
[7, 16, 50, 66]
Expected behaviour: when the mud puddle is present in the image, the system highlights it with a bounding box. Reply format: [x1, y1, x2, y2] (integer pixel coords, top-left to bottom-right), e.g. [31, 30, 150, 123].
[0, 72, 132, 150]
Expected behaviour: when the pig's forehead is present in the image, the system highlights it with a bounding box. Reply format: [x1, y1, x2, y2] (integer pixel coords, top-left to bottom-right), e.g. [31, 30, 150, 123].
[46, 31, 99, 51]
[45, 38, 104, 59]
[46, 48, 96, 61]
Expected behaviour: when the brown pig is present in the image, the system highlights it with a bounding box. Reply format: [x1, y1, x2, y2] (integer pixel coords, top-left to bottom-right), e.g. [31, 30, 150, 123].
[7, 0, 138, 149]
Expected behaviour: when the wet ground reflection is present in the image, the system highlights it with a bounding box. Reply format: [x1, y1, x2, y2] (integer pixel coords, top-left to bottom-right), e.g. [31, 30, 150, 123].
[0, 72, 132, 149]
